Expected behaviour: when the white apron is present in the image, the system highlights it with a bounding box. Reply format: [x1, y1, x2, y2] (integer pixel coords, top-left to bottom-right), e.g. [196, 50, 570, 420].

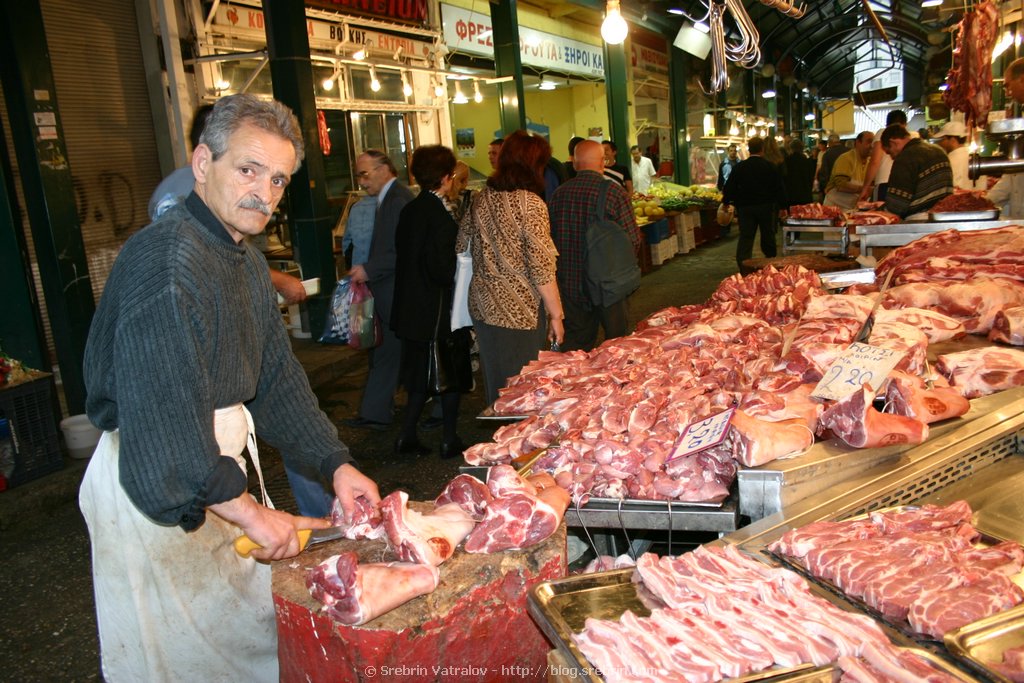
[79, 405, 278, 683]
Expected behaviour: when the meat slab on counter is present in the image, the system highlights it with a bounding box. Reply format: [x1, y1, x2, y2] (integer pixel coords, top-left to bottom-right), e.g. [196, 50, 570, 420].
[875, 226, 1024, 286]
[769, 500, 1024, 640]
[572, 545, 961, 682]
[787, 202, 847, 225]
[846, 210, 900, 226]
[306, 468, 571, 626]
[929, 190, 997, 214]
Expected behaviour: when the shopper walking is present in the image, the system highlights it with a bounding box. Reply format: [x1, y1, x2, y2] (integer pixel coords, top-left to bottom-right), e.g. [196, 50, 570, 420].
[721, 136, 787, 270]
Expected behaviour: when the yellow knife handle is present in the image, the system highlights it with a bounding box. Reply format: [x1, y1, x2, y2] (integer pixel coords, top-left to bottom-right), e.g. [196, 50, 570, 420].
[233, 528, 313, 558]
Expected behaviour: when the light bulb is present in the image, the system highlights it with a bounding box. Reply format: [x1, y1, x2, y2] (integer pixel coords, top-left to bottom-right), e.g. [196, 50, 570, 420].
[473, 82, 483, 103]
[804, 112, 816, 121]
[352, 49, 366, 61]
[322, 77, 335, 91]
[434, 79, 446, 98]
[401, 73, 413, 97]
[601, 0, 629, 45]
[762, 89, 776, 98]
[452, 82, 468, 104]
[369, 67, 380, 92]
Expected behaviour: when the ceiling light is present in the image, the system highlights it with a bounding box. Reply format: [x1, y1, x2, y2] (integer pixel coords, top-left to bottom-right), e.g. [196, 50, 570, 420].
[401, 71, 413, 97]
[729, 124, 739, 136]
[921, 0, 942, 6]
[369, 66, 381, 92]
[992, 29, 1014, 62]
[322, 75, 335, 91]
[434, 78, 446, 98]
[804, 112, 816, 121]
[667, 8, 684, 15]
[216, 78, 231, 91]
[473, 81, 483, 103]
[452, 82, 468, 104]
[352, 49, 366, 61]
[539, 76, 556, 91]
[693, 21, 710, 33]
[601, 0, 629, 45]
[938, 83, 949, 91]
[762, 89, 776, 98]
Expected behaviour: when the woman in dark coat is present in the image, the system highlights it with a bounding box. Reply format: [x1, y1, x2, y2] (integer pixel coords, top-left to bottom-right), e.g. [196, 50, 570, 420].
[391, 145, 471, 459]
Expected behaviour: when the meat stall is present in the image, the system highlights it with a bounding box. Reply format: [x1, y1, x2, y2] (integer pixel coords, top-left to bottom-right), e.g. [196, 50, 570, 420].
[527, 385, 1024, 682]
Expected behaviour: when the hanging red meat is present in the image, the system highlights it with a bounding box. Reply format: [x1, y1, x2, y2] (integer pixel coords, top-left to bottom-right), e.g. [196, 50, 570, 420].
[316, 109, 331, 156]
[943, 0, 1000, 128]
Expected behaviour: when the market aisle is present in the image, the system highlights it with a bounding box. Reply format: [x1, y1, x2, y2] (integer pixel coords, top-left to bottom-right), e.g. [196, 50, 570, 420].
[0, 229, 748, 682]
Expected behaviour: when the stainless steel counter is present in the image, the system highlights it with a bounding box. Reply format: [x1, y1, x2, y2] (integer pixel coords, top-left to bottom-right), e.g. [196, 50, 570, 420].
[856, 220, 1022, 256]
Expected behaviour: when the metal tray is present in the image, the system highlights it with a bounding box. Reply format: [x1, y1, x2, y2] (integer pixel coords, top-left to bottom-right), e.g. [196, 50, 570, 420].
[528, 565, 972, 682]
[929, 209, 1001, 222]
[768, 505, 1024, 645]
[784, 217, 840, 227]
[945, 603, 1024, 683]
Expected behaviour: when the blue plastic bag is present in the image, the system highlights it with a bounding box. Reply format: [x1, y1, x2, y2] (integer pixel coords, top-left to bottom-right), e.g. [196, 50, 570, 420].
[319, 277, 353, 344]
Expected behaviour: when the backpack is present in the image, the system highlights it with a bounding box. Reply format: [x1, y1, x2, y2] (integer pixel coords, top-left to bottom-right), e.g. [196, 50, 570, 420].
[585, 181, 641, 307]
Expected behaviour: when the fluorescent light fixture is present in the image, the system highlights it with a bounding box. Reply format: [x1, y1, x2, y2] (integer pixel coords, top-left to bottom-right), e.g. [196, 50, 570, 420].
[673, 24, 711, 59]
[921, 0, 942, 6]
[369, 66, 381, 92]
[473, 81, 483, 103]
[401, 72, 413, 97]
[538, 76, 556, 91]
[762, 89, 776, 98]
[601, 0, 629, 45]
[667, 8, 684, 15]
[452, 82, 468, 104]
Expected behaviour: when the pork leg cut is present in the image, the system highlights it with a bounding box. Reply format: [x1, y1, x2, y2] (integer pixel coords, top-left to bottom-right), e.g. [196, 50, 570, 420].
[464, 465, 570, 553]
[937, 346, 1024, 398]
[328, 495, 385, 540]
[306, 551, 439, 625]
[884, 371, 970, 425]
[379, 491, 477, 566]
[990, 306, 1024, 346]
[818, 385, 929, 449]
[434, 474, 492, 521]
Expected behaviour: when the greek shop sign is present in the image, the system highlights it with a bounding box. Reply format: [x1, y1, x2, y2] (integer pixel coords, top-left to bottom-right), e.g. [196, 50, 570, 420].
[441, 4, 604, 78]
[215, 5, 433, 58]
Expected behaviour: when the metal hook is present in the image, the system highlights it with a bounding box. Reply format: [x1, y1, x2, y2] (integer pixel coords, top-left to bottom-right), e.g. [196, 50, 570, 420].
[666, 499, 674, 558]
[617, 496, 637, 562]
[573, 495, 601, 564]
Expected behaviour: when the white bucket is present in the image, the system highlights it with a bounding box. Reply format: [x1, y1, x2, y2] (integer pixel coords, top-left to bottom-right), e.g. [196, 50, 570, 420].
[60, 414, 101, 460]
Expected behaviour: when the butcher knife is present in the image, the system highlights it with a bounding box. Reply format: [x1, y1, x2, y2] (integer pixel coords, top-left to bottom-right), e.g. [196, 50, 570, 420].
[233, 527, 344, 558]
[853, 268, 895, 343]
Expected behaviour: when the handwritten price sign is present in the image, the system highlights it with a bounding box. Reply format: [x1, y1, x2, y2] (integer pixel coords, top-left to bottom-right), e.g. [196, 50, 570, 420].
[811, 342, 906, 402]
[667, 408, 735, 462]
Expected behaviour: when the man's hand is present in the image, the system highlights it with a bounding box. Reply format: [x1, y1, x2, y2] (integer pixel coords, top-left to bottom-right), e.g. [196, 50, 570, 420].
[270, 269, 307, 304]
[348, 264, 369, 284]
[332, 463, 380, 524]
[210, 493, 330, 561]
[548, 316, 565, 346]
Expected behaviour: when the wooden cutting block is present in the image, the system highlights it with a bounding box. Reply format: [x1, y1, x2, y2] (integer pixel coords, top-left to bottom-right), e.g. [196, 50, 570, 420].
[272, 512, 567, 682]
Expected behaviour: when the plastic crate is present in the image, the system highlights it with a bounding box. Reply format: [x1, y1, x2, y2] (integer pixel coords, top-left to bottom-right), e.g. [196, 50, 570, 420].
[0, 372, 62, 488]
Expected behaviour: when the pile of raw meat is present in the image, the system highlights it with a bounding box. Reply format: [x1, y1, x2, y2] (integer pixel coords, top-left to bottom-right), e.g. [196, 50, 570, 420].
[846, 210, 900, 226]
[769, 500, 1024, 639]
[787, 203, 847, 225]
[929, 190, 997, 214]
[306, 466, 570, 625]
[943, 0, 999, 128]
[572, 544, 962, 682]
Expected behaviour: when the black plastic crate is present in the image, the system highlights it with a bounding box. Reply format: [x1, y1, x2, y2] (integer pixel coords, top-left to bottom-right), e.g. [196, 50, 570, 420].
[1, 372, 62, 487]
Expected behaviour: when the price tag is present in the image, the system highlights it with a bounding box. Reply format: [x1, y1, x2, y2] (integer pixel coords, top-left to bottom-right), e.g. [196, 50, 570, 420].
[811, 342, 906, 402]
[667, 408, 735, 462]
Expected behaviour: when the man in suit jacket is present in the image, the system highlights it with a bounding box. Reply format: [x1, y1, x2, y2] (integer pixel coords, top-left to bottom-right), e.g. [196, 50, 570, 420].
[346, 150, 415, 430]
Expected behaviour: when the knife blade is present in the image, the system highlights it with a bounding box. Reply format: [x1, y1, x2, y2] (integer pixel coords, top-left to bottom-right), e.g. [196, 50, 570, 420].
[233, 526, 345, 558]
[854, 268, 895, 344]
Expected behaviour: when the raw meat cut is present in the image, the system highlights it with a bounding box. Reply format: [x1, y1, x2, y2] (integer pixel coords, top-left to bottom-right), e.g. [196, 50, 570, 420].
[991, 306, 1024, 345]
[379, 491, 477, 566]
[876, 226, 1024, 286]
[930, 190, 997, 214]
[306, 551, 439, 625]
[936, 346, 1024, 398]
[463, 465, 569, 553]
[875, 307, 965, 343]
[818, 384, 929, 449]
[328, 495, 384, 540]
[773, 501, 1024, 640]
[708, 410, 814, 467]
[943, 0, 999, 128]
[434, 473, 492, 521]
[846, 210, 900, 226]
[884, 370, 971, 425]
[787, 202, 846, 224]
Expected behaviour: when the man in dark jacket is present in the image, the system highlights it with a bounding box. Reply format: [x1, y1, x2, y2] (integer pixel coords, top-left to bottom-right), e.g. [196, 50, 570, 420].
[783, 139, 816, 207]
[346, 150, 415, 430]
[881, 124, 953, 218]
[721, 136, 787, 270]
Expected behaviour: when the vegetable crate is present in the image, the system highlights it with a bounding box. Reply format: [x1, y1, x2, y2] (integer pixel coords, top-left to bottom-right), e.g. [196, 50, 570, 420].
[0, 372, 62, 488]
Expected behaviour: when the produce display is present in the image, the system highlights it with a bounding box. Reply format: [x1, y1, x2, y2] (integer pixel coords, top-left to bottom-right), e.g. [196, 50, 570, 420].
[572, 545, 962, 682]
[632, 182, 722, 218]
[769, 500, 1024, 640]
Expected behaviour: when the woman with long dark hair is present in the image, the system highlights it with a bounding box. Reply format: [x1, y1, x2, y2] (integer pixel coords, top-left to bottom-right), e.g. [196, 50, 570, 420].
[456, 131, 565, 406]
[391, 145, 471, 458]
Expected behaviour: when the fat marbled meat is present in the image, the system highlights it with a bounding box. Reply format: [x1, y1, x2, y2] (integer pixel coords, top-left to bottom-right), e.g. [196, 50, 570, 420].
[769, 501, 1024, 640]
[573, 545, 961, 683]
